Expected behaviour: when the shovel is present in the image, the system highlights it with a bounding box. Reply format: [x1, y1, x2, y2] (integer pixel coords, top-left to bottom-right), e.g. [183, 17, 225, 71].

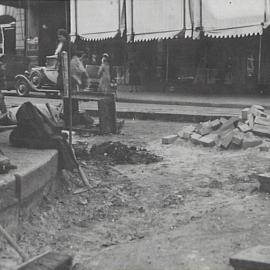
[0, 224, 73, 269]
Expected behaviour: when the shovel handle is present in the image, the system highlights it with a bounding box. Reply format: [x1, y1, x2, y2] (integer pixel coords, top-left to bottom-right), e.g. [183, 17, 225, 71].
[0, 224, 28, 261]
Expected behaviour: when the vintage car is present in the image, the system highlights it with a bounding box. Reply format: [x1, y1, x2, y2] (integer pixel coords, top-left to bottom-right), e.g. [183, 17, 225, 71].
[14, 55, 118, 97]
[14, 55, 60, 97]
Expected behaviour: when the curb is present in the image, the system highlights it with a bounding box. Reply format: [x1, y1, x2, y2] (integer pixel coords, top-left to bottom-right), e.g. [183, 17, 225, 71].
[116, 97, 270, 110]
[0, 146, 58, 231]
[87, 109, 237, 123]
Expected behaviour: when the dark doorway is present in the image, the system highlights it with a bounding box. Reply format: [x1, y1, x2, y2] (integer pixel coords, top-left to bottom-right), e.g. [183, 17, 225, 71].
[38, 0, 69, 65]
[0, 15, 16, 55]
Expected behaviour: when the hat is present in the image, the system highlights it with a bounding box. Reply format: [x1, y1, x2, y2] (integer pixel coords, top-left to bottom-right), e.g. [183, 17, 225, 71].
[102, 53, 109, 58]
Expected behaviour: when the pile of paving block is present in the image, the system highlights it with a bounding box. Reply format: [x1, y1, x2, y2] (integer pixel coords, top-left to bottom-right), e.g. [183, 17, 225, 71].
[162, 105, 270, 150]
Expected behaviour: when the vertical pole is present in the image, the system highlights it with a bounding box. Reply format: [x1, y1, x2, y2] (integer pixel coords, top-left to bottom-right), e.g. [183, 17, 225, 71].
[258, 0, 267, 84]
[118, 0, 121, 32]
[183, 0, 186, 30]
[264, 0, 267, 22]
[199, 0, 202, 31]
[75, 0, 78, 35]
[65, 0, 69, 32]
[166, 40, 169, 83]
[258, 34, 262, 83]
[130, 0, 134, 42]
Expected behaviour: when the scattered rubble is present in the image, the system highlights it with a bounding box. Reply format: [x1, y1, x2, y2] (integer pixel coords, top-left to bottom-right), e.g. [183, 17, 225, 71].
[172, 105, 270, 150]
[90, 141, 163, 165]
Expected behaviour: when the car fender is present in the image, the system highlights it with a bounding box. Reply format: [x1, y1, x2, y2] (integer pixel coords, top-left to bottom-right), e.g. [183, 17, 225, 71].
[15, 74, 39, 91]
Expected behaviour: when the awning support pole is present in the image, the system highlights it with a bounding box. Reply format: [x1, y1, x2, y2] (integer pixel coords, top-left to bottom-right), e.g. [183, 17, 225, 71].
[258, 32, 262, 84]
[183, 0, 186, 31]
[165, 40, 169, 83]
[130, 0, 134, 42]
[118, 0, 121, 32]
[67, 0, 78, 147]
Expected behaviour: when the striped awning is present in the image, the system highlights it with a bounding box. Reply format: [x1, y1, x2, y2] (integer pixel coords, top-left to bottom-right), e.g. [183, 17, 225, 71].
[201, 0, 270, 38]
[126, 0, 192, 42]
[70, 0, 125, 41]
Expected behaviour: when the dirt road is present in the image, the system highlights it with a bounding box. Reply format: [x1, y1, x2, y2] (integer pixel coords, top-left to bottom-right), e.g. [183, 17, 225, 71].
[3, 120, 270, 270]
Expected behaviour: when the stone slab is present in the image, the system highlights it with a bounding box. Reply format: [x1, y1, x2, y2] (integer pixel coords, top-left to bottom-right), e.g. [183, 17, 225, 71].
[218, 116, 239, 133]
[232, 132, 244, 146]
[178, 130, 184, 139]
[255, 117, 270, 127]
[220, 131, 234, 149]
[15, 151, 58, 201]
[258, 173, 270, 193]
[251, 105, 265, 112]
[248, 114, 254, 129]
[0, 176, 17, 210]
[198, 134, 216, 147]
[162, 135, 178, 144]
[210, 119, 221, 130]
[242, 136, 262, 150]
[230, 245, 270, 270]
[182, 125, 196, 139]
[220, 117, 228, 124]
[238, 122, 252, 133]
[198, 126, 212, 136]
[190, 133, 202, 145]
[250, 105, 266, 118]
[252, 124, 270, 138]
[241, 108, 250, 121]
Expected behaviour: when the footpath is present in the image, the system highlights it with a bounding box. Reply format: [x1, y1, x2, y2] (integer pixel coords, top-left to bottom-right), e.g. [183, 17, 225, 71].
[87, 89, 270, 122]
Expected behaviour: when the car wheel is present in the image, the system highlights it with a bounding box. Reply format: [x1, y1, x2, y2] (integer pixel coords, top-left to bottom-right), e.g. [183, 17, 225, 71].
[15, 79, 30, 97]
[30, 70, 42, 88]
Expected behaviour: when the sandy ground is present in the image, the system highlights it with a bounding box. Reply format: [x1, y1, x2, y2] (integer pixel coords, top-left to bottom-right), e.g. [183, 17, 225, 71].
[2, 119, 270, 270]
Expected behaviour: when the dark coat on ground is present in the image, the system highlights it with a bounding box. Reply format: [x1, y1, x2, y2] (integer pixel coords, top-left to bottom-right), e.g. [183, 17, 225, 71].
[9, 102, 77, 170]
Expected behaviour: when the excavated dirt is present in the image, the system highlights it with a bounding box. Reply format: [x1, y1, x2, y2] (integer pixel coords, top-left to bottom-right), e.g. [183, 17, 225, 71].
[90, 141, 163, 165]
[2, 120, 270, 270]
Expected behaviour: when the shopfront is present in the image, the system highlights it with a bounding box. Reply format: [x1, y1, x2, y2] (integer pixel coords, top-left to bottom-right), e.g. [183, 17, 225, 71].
[70, 0, 126, 84]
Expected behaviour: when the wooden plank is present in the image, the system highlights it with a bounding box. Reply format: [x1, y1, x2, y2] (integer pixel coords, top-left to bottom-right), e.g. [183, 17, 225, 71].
[16, 252, 73, 270]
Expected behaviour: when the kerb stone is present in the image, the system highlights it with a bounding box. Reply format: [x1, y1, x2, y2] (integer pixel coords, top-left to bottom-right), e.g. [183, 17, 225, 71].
[162, 135, 178, 144]
[190, 133, 202, 145]
[258, 173, 270, 193]
[230, 245, 270, 270]
[198, 134, 216, 147]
